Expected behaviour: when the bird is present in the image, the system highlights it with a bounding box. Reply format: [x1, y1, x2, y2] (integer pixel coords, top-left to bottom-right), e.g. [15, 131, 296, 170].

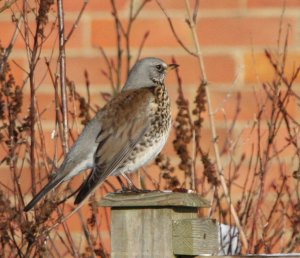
[24, 57, 178, 211]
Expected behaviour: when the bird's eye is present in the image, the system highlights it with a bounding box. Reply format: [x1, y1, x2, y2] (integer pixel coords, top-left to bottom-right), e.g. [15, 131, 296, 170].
[156, 64, 163, 72]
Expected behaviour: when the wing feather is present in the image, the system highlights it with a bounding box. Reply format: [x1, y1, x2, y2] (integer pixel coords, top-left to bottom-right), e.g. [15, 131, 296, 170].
[74, 88, 156, 204]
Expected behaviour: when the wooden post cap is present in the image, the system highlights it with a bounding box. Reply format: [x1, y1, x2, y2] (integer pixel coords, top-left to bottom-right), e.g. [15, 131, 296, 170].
[98, 191, 210, 208]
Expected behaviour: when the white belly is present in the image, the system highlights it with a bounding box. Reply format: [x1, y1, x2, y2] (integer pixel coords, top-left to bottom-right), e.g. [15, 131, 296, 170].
[114, 124, 171, 175]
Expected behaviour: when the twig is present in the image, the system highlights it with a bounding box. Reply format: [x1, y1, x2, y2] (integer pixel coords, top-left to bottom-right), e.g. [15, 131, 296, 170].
[34, 99, 50, 174]
[0, 16, 23, 74]
[183, 0, 248, 250]
[99, 46, 115, 91]
[156, 0, 196, 57]
[110, 0, 123, 91]
[65, 0, 89, 44]
[125, 0, 151, 75]
[78, 210, 97, 258]
[0, 0, 17, 13]
[57, 0, 69, 153]
[26, 0, 46, 196]
[45, 58, 65, 155]
[135, 31, 150, 63]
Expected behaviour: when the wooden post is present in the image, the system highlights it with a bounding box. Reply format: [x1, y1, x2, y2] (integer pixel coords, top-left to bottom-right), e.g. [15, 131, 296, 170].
[99, 191, 218, 258]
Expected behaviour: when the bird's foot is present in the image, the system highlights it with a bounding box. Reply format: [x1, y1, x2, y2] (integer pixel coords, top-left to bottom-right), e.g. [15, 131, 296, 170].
[129, 186, 152, 194]
[114, 186, 159, 194]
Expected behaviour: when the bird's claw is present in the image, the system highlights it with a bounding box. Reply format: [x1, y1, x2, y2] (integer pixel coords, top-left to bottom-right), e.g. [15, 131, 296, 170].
[114, 186, 158, 194]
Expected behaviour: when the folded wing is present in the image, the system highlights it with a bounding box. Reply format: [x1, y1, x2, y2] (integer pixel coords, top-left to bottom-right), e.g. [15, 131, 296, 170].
[74, 88, 156, 205]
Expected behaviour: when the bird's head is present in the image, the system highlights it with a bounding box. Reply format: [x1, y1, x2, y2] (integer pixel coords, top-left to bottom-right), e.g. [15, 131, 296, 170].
[122, 57, 179, 91]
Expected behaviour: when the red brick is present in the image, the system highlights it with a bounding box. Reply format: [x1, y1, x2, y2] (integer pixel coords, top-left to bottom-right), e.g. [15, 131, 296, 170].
[25, 86, 107, 124]
[33, 56, 110, 85]
[0, 21, 26, 49]
[203, 55, 236, 83]
[198, 17, 296, 46]
[271, 126, 299, 158]
[210, 90, 258, 121]
[160, 54, 235, 86]
[165, 56, 201, 86]
[199, 0, 242, 9]
[242, 162, 292, 191]
[36, 129, 62, 158]
[65, 55, 217, 88]
[66, 56, 125, 85]
[91, 16, 298, 49]
[64, 0, 128, 12]
[236, 119, 299, 159]
[248, 0, 300, 8]
[0, 164, 49, 194]
[198, 126, 234, 154]
[211, 87, 298, 122]
[7, 58, 26, 86]
[42, 20, 86, 49]
[31, 59, 54, 86]
[0, 18, 85, 51]
[160, 120, 233, 163]
[65, 0, 240, 13]
[223, 162, 293, 202]
[34, 20, 86, 49]
[145, 0, 241, 10]
[91, 20, 115, 47]
[0, 166, 18, 193]
[91, 18, 193, 48]
[144, 0, 189, 10]
[21, 91, 54, 120]
[65, 21, 87, 48]
[0, 20, 54, 50]
[244, 52, 300, 84]
[192, 131, 296, 196]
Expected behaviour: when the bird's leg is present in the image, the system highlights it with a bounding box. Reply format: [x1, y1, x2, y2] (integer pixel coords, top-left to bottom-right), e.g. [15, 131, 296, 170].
[116, 176, 129, 191]
[114, 174, 135, 193]
[120, 172, 151, 193]
[121, 173, 136, 189]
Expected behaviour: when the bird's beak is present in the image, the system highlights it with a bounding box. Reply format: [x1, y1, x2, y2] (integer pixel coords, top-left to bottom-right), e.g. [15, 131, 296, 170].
[167, 63, 179, 71]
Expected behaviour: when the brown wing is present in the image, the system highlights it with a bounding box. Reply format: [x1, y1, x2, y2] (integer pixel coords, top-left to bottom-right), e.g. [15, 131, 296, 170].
[74, 88, 156, 204]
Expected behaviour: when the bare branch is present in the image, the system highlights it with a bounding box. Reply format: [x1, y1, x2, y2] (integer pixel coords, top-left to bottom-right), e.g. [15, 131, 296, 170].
[65, 0, 89, 44]
[57, 0, 69, 153]
[0, 16, 23, 74]
[0, 0, 17, 13]
[156, 0, 197, 57]
[183, 0, 249, 250]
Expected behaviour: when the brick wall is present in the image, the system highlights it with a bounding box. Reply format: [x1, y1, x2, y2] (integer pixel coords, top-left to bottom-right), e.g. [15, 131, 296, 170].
[1, 0, 300, 255]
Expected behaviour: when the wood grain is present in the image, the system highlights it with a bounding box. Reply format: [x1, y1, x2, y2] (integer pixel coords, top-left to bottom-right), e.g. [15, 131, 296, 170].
[99, 191, 210, 208]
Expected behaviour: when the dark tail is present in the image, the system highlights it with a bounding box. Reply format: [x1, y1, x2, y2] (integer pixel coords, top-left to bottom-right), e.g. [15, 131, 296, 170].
[74, 168, 104, 205]
[23, 176, 63, 212]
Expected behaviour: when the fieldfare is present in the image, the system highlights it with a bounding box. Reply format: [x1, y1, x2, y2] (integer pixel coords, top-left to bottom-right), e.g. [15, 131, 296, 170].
[24, 57, 178, 211]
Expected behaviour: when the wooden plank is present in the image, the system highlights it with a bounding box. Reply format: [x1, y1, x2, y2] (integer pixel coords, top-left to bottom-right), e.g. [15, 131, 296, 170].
[99, 191, 210, 208]
[100, 192, 213, 257]
[111, 207, 200, 258]
[173, 218, 219, 255]
[192, 256, 300, 258]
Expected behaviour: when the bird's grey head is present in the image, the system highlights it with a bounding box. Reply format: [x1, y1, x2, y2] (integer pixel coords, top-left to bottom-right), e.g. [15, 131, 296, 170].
[122, 57, 178, 91]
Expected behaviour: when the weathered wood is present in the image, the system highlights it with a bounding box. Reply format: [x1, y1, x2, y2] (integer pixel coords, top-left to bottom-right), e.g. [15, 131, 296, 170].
[99, 191, 210, 208]
[193, 256, 300, 258]
[98, 192, 213, 258]
[111, 206, 199, 258]
[173, 218, 219, 255]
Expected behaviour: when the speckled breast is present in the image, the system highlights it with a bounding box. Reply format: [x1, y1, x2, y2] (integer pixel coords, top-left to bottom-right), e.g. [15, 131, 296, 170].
[114, 84, 172, 175]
